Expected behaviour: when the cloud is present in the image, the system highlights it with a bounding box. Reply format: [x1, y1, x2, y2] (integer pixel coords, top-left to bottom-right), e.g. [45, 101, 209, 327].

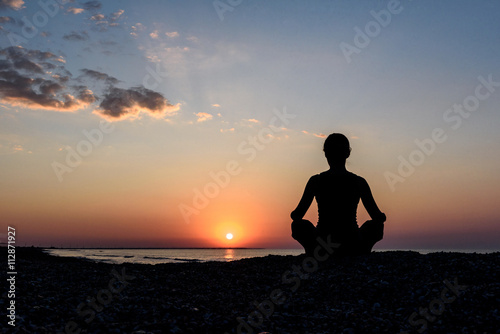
[130, 22, 145, 38]
[1, 47, 64, 75]
[195, 112, 213, 122]
[0, 46, 179, 122]
[0, 0, 24, 11]
[38, 80, 64, 95]
[90, 13, 105, 21]
[82, 1, 102, 11]
[148, 30, 179, 40]
[131, 23, 145, 31]
[238, 118, 261, 127]
[165, 31, 179, 38]
[211, 103, 221, 108]
[301, 130, 326, 138]
[63, 31, 89, 41]
[0, 47, 96, 111]
[0, 69, 95, 111]
[12, 144, 23, 151]
[89, 9, 124, 31]
[110, 9, 124, 21]
[96, 86, 180, 121]
[67, 7, 84, 14]
[79, 68, 119, 86]
[0, 16, 13, 23]
[149, 30, 159, 39]
[12, 57, 43, 73]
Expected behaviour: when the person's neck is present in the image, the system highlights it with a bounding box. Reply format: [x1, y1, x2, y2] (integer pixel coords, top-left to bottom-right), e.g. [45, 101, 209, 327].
[328, 164, 347, 173]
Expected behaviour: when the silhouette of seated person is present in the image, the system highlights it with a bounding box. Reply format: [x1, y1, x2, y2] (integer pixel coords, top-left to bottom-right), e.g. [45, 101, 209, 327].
[291, 133, 386, 256]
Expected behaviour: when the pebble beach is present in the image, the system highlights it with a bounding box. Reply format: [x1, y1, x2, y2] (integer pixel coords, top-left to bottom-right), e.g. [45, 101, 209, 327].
[2, 247, 499, 333]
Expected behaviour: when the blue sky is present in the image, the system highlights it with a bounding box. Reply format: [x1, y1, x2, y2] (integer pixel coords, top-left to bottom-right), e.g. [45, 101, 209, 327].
[1, 0, 499, 248]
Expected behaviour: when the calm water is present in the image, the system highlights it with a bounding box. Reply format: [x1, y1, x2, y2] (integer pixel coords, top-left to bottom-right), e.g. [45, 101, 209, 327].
[44, 248, 303, 264]
[43, 248, 498, 265]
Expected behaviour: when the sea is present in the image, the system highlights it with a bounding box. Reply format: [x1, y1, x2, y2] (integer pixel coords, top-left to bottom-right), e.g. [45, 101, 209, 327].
[43, 248, 498, 265]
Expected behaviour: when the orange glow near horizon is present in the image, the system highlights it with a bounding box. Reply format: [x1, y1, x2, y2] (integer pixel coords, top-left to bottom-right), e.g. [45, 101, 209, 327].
[213, 221, 245, 247]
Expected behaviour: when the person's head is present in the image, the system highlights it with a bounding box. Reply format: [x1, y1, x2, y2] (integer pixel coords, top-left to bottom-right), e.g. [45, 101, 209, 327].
[323, 133, 351, 166]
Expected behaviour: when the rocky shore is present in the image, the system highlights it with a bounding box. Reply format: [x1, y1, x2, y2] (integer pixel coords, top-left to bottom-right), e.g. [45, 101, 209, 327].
[1, 247, 499, 333]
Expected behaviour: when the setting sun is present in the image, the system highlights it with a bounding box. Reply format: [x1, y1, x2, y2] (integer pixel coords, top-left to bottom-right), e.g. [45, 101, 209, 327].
[226, 233, 233, 240]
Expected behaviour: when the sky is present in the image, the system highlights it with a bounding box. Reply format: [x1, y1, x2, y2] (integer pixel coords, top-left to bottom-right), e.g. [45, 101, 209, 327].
[0, 0, 499, 249]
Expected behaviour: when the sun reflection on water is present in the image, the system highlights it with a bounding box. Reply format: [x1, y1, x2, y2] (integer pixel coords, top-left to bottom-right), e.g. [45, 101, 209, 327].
[224, 248, 234, 261]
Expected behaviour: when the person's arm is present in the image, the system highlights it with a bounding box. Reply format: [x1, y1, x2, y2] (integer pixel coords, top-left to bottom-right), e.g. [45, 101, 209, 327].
[360, 178, 386, 223]
[290, 176, 316, 221]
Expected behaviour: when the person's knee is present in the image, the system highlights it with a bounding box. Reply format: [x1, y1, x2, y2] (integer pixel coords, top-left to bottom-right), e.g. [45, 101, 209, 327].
[291, 219, 314, 239]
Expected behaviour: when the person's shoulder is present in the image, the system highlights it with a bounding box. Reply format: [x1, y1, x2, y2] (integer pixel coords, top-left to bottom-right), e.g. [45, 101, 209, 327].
[309, 171, 331, 185]
[317, 171, 329, 177]
[304, 173, 322, 191]
[346, 170, 362, 179]
[347, 171, 368, 185]
[309, 173, 322, 182]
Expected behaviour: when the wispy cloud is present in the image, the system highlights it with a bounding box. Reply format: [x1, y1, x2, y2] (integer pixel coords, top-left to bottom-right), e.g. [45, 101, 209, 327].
[89, 9, 125, 32]
[301, 130, 327, 138]
[67, 7, 84, 15]
[0, 0, 24, 11]
[130, 22, 145, 38]
[79, 68, 119, 86]
[195, 112, 213, 122]
[110, 9, 124, 21]
[165, 31, 179, 38]
[149, 30, 159, 39]
[82, 1, 102, 11]
[313, 133, 327, 138]
[0, 16, 14, 23]
[63, 31, 89, 42]
[90, 13, 105, 21]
